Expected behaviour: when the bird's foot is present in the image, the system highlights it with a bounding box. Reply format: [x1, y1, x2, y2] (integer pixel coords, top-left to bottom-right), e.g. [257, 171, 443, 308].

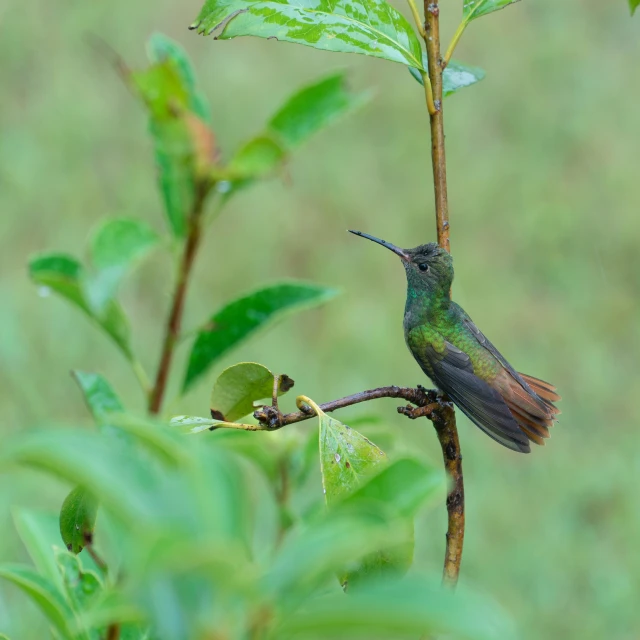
[397, 402, 440, 420]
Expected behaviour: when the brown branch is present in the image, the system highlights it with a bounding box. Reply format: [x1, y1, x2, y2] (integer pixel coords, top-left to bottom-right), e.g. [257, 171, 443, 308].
[148, 185, 209, 414]
[423, 0, 465, 585]
[254, 385, 440, 428]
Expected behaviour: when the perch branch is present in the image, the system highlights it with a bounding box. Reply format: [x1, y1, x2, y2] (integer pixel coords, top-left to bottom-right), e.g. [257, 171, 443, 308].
[149, 184, 209, 415]
[423, 0, 465, 586]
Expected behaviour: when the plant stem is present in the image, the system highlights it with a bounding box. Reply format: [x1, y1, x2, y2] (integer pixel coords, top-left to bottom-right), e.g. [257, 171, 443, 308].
[148, 185, 208, 415]
[423, 0, 465, 585]
[443, 21, 467, 68]
[406, 0, 426, 37]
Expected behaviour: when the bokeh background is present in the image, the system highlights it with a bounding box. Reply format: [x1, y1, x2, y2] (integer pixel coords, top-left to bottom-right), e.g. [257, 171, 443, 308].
[1, 0, 639, 638]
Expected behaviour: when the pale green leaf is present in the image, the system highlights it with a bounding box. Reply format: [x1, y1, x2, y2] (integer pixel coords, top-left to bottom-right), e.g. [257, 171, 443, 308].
[227, 135, 286, 178]
[409, 59, 485, 97]
[12, 509, 65, 591]
[183, 283, 338, 392]
[147, 33, 211, 122]
[318, 409, 387, 504]
[86, 218, 159, 314]
[55, 550, 103, 612]
[0, 564, 74, 637]
[209, 362, 293, 421]
[191, 0, 425, 70]
[71, 371, 123, 422]
[463, 0, 521, 22]
[277, 575, 515, 639]
[60, 486, 98, 554]
[268, 73, 370, 149]
[29, 254, 133, 360]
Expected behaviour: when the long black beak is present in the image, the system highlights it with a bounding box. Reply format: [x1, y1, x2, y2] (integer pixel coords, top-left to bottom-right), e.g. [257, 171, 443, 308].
[348, 230, 410, 261]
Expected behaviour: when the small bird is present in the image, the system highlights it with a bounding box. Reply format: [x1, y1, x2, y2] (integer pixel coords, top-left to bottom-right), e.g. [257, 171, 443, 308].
[349, 230, 560, 453]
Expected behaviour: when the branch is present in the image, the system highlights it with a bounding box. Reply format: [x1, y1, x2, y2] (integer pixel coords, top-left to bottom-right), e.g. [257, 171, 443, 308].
[148, 184, 209, 415]
[423, 0, 465, 586]
[253, 385, 440, 428]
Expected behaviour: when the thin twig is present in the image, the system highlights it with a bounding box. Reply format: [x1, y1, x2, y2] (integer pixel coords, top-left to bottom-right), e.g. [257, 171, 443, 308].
[423, 0, 465, 586]
[253, 386, 439, 428]
[149, 184, 209, 415]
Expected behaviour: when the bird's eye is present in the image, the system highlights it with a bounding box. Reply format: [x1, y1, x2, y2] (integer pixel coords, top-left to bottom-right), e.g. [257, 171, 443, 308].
[418, 262, 430, 272]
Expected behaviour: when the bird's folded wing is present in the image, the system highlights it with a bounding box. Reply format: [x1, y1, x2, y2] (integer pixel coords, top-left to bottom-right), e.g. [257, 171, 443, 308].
[423, 342, 531, 453]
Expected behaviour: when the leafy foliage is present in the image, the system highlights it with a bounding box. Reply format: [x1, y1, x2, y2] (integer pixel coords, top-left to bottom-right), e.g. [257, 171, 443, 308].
[0, 418, 512, 639]
[191, 0, 425, 69]
[630, 0, 639, 15]
[183, 283, 338, 392]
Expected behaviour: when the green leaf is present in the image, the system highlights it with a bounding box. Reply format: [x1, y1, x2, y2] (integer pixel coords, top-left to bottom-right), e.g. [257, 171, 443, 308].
[0, 564, 73, 637]
[191, 0, 425, 70]
[147, 33, 211, 122]
[409, 59, 485, 97]
[12, 509, 65, 591]
[183, 283, 338, 392]
[131, 36, 216, 236]
[86, 218, 159, 314]
[345, 458, 444, 518]
[227, 135, 286, 178]
[630, 0, 640, 14]
[277, 575, 515, 639]
[29, 254, 133, 360]
[443, 60, 486, 97]
[209, 362, 293, 421]
[268, 73, 370, 149]
[60, 486, 98, 554]
[336, 459, 445, 588]
[55, 549, 103, 612]
[463, 0, 521, 22]
[71, 371, 123, 422]
[317, 409, 387, 504]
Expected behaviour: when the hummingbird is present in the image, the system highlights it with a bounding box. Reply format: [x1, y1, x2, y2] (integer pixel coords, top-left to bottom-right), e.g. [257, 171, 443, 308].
[349, 230, 560, 453]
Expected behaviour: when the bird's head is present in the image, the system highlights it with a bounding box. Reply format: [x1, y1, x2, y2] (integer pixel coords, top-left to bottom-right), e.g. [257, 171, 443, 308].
[349, 230, 454, 295]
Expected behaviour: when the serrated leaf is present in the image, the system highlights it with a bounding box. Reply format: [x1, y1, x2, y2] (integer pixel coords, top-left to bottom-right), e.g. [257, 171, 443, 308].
[463, 0, 521, 22]
[630, 0, 640, 14]
[29, 254, 133, 359]
[60, 486, 98, 554]
[183, 283, 338, 392]
[0, 564, 74, 637]
[86, 218, 159, 314]
[268, 73, 369, 149]
[12, 509, 65, 591]
[409, 59, 485, 97]
[210, 362, 292, 421]
[191, 0, 425, 70]
[316, 408, 387, 504]
[131, 35, 216, 236]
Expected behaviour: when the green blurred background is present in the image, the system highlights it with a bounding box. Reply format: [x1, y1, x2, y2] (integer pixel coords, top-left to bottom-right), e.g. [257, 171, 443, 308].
[1, 0, 639, 637]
